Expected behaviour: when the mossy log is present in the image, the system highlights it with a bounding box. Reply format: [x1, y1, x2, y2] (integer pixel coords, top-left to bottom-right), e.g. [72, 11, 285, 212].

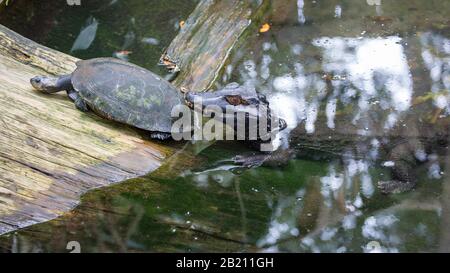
[0, 24, 173, 235]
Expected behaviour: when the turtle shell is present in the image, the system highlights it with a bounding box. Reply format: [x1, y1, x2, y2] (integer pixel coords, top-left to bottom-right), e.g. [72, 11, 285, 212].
[71, 58, 183, 133]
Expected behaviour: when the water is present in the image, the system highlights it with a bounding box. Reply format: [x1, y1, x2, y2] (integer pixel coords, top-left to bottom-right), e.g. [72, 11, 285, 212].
[0, 0, 198, 75]
[1, 0, 450, 252]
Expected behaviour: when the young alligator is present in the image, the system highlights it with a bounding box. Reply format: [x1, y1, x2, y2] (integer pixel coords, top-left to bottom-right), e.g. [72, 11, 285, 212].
[186, 88, 450, 194]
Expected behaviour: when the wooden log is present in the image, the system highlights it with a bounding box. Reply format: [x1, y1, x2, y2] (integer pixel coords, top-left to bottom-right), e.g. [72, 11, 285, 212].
[0, 24, 173, 235]
[0, 161, 265, 252]
[160, 0, 268, 91]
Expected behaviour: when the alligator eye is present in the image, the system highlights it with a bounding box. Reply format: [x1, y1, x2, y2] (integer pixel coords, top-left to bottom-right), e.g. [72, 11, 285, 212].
[225, 95, 248, 106]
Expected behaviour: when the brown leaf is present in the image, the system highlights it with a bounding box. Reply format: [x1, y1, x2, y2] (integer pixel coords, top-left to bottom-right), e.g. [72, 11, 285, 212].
[259, 23, 270, 33]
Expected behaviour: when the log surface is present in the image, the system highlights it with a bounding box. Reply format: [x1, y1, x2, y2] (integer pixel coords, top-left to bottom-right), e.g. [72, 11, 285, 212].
[161, 0, 265, 91]
[0, 24, 171, 235]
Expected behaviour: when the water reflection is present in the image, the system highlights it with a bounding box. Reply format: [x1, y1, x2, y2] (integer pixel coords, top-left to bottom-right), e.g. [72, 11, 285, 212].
[236, 35, 414, 135]
[0, 0, 198, 74]
[222, 0, 450, 252]
[297, 0, 306, 24]
[315, 36, 413, 128]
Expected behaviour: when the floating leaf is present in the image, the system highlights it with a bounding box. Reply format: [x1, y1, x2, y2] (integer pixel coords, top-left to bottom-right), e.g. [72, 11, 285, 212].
[259, 23, 270, 33]
[113, 50, 132, 61]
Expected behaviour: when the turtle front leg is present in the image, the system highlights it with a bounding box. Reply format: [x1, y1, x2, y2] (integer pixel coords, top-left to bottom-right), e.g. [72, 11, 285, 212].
[67, 89, 79, 102]
[74, 95, 89, 112]
[74, 96, 89, 112]
[66, 89, 89, 112]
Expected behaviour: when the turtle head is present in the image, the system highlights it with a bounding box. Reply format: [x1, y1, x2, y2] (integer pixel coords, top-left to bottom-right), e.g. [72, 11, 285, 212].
[30, 76, 60, 93]
[184, 83, 287, 136]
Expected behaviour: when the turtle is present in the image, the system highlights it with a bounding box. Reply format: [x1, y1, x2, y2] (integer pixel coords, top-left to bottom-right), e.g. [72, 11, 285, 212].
[30, 57, 184, 140]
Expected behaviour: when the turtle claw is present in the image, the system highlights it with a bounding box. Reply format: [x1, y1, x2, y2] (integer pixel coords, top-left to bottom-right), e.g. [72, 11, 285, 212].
[377, 180, 415, 194]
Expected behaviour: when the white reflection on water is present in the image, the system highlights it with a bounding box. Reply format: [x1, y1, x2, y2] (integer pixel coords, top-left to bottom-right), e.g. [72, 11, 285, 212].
[362, 214, 398, 241]
[231, 36, 416, 249]
[320, 165, 344, 207]
[207, 29, 448, 251]
[366, 0, 382, 6]
[334, 5, 342, 18]
[313, 36, 413, 130]
[237, 36, 413, 138]
[361, 214, 401, 253]
[256, 195, 302, 247]
[297, 0, 306, 24]
[421, 32, 450, 113]
[182, 165, 237, 188]
[320, 227, 338, 241]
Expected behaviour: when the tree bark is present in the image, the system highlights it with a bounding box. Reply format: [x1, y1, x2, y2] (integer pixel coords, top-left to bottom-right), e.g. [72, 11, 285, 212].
[160, 0, 268, 92]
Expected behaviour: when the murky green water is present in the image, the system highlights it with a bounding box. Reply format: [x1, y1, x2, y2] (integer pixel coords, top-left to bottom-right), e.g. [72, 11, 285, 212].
[1, 0, 450, 252]
[0, 0, 197, 75]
